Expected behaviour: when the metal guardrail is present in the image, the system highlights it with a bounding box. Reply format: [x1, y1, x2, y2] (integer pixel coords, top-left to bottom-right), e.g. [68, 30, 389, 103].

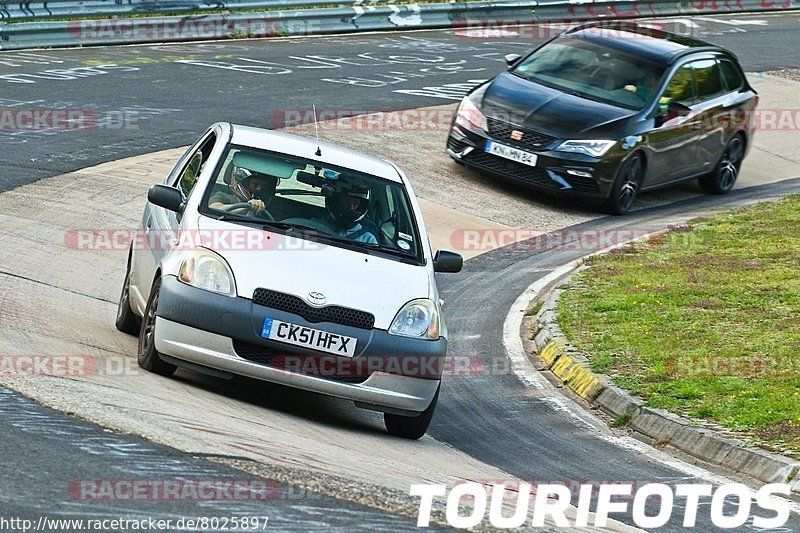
[0, 0, 798, 50]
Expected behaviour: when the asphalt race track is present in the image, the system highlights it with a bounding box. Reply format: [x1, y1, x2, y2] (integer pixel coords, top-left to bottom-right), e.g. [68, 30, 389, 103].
[0, 387, 432, 531]
[1, 11, 800, 532]
[0, 13, 798, 192]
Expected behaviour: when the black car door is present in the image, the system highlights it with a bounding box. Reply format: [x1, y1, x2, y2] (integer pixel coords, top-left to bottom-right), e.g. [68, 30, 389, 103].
[686, 59, 729, 176]
[645, 62, 701, 186]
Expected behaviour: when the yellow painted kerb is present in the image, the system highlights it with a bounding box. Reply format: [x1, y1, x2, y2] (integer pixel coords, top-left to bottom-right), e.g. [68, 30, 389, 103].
[539, 339, 601, 400]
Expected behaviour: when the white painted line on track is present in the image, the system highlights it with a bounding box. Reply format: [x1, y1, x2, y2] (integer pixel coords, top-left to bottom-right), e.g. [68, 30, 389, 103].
[693, 16, 769, 26]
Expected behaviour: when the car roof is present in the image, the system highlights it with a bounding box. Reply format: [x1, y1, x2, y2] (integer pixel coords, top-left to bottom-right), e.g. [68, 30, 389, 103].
[562, 22, 729, 65]
[228, 124, 403, 183]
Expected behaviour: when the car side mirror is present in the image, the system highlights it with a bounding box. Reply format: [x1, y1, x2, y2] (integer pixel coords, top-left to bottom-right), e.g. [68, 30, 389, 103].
[433, 250, 463, 273]
[666, 102, 691, 120]
[504, 54, 522, 67]
[655, 101, 691, 127]
[148, 184, 184, 213]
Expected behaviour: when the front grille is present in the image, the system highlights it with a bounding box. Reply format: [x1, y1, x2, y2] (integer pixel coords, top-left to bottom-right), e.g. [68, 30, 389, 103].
[464, 150, 553, 188]
[252, 288, 375, 330]
[486, 118, 557, 152]
[447, 136, 469, 153]
[232, 340, 368, 384]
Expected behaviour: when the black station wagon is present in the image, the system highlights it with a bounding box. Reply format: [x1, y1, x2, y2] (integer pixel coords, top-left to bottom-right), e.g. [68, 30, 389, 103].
[447, 21, 758, 214]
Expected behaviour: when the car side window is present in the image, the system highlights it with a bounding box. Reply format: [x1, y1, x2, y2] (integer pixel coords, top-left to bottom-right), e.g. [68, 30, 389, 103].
[174, 132, 217, 198]
[719, 60, 744, 91]
[659, 63, 696, 109]
[692, 59, 725, 102]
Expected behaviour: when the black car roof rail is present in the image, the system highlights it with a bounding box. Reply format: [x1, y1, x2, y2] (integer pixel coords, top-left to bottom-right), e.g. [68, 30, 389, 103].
[667, 46, 729, 64]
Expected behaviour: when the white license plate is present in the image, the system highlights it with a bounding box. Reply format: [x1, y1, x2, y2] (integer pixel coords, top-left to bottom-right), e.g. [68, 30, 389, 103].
[261, 317, 357, 357]
[486, 140, 538, 167]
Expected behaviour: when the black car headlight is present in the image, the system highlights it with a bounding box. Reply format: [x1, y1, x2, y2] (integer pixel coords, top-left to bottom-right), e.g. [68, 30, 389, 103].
[455, 96, 487, 133]
[554, 140, 617, 158]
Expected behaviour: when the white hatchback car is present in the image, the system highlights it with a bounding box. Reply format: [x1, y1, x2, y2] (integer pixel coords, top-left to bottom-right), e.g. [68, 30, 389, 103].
[116, 122, 463, 439]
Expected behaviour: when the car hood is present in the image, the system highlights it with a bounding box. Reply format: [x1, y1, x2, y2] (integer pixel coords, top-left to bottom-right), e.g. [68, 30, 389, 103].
[196, 216, 431, 330]
[480, 72, 636, 138]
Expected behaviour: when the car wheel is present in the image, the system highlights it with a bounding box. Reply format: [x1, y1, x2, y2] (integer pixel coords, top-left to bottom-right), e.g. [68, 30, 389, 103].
[699, 134, 744, 194]
[137, 278, 177, 377]
[604, 153, 643, 215]
[384, 385, 439, 440]
[115, 255, 141, 335]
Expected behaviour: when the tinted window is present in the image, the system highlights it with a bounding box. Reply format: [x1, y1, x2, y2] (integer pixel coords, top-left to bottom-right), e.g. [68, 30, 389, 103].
[692, 59, 725, 101]
[659, 63, 695, 107]
[512, 38, 666, 110]
[719, 60, 744, 91]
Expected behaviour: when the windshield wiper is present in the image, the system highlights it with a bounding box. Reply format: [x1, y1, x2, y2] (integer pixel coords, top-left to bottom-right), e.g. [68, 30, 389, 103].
[216, 213, 263, 225]
[261, 220, 322, 233]
[361, 243, 413, 258]
[510, 70, 532, 81]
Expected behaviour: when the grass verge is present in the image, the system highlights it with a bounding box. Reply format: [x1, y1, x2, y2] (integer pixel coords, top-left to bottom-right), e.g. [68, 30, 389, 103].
[557, 195, 800, 458]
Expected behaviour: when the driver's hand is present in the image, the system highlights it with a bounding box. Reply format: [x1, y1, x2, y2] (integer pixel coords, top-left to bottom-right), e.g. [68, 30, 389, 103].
[248, 199, 266, 214]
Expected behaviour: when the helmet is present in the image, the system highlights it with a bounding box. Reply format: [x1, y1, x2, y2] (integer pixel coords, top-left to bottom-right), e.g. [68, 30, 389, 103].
[326, 182, 371, 229]
[229, 166, 278, 203]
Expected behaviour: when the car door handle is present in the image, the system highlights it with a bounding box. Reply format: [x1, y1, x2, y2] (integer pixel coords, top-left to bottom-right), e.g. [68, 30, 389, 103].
[689, 122, 702, 130]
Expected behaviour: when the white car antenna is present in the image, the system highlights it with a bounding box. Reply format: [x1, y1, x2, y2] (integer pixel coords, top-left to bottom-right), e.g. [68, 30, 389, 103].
[313, 104, 322, 156]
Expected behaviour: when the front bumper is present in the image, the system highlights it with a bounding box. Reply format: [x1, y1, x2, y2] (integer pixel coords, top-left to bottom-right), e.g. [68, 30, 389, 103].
[153, 276, 444, 413]
[447, 123, 622, 199]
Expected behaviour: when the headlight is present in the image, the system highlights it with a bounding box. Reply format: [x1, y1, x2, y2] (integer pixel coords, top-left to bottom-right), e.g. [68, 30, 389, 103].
[178, 249, 236, 296]
[455, 96, 487, 132]
[554, 140, 617, 158]
[389, 299, 440, 340]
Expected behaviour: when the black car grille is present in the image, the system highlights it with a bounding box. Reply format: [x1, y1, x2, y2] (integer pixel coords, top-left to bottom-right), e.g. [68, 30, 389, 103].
[486, 118, 557, 151]
[464, 149, 600, 194]
[447, 136, 470, 153]
[232, 340, 368, 384]
[463, 150, 553, 188]
[252, 288, 375, 330]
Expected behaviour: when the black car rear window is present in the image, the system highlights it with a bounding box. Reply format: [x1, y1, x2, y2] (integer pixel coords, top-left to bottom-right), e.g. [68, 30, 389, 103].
[511, 38, 666, 110]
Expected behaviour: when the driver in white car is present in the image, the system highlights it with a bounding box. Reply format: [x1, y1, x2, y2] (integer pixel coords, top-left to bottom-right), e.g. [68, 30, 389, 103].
[209, 165, 277, 217]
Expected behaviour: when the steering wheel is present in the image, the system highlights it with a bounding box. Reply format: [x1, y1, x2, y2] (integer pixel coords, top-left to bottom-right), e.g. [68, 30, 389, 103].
[221, 202, 275, 221]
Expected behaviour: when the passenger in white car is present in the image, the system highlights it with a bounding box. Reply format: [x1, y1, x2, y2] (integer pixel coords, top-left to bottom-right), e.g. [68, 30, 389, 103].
[324, 182, 378, 244]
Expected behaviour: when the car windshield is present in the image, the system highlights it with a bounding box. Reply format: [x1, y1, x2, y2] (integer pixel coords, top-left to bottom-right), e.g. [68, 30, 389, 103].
[201, 145, 422, 262]
[511, 38, 666, 110]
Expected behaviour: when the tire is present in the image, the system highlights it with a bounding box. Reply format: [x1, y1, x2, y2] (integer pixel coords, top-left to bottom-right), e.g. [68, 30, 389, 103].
[699, 134, 744, 194]
[115, 254, 141, 335]
[137, 278, 177, 377]
[384, 386, 439, 440]
[603, 153, 644, 215]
